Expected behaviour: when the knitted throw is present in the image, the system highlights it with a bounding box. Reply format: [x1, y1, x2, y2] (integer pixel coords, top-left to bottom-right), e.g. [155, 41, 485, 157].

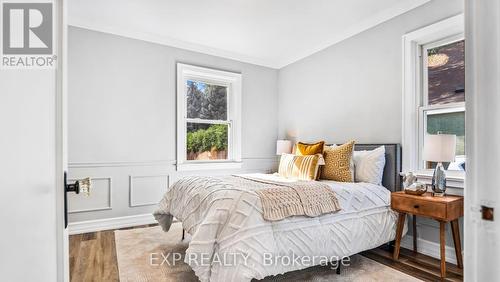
[233, 175, 341, 221]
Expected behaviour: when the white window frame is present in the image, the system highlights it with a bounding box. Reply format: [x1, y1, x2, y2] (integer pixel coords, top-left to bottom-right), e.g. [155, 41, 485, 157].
[402, 14, 465, 188]
[176, 63, 242, 171]
[419, 36, 465, 169]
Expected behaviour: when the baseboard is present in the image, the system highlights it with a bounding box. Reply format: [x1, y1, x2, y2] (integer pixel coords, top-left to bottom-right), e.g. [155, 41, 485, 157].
[68, 214, 156, 235]
[401, 235, 461, 264]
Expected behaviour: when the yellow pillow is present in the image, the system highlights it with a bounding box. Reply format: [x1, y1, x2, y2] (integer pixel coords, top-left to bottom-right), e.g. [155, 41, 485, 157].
[295, 141, 325, 156]
[278, 153, 321, 181]
[321, 141, 355, 182]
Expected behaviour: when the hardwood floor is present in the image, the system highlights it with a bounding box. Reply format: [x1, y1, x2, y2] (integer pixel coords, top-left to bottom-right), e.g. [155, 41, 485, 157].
[69, 225, 463, 282]
[69, 224, 157, 282]
[362, 245, 463, 282]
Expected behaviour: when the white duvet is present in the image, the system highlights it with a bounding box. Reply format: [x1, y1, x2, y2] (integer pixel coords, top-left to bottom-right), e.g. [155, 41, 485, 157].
[154, 173, 404, 282]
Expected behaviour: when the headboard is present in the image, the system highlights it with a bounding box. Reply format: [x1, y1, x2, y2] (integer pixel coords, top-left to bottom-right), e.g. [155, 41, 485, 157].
[327, 143, 402, 192]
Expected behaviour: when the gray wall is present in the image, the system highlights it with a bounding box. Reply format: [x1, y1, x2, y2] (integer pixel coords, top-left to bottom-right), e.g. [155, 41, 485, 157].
[68, 26, 279, 223]
[278, 0, 463, 144]
[277, 0, 463, 259]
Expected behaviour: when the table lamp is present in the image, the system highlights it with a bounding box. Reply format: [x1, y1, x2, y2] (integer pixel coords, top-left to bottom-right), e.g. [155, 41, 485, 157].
[423, 133, 456, 196]
[276, 140, 292, 155]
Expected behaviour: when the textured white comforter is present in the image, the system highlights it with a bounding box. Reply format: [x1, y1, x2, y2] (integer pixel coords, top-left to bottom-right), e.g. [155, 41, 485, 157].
[154, 173, 404, 282]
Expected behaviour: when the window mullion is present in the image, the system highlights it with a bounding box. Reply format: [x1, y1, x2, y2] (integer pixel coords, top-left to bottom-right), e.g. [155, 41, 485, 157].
[186, 118, 230, 125]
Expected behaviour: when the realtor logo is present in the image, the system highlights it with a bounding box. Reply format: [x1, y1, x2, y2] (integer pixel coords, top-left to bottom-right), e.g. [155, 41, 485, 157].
[1, 2, 56, 68]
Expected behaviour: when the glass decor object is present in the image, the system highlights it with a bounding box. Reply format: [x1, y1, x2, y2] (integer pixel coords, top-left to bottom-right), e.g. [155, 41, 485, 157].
[79, 177, 92, 196]
[423, 133, 457, 196]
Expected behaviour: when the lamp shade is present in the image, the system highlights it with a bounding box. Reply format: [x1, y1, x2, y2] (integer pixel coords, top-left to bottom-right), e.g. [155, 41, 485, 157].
[276, 140, 292, 155]
[423, 134, 457, 162]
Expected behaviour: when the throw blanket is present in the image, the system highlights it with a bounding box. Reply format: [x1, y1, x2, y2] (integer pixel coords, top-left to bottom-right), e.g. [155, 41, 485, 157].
[234, 175, 340, 220]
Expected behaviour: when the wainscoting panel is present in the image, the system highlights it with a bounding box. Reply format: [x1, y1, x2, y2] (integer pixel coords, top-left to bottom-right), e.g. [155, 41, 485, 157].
[129, 174, 169, 207]
[68, 177, 112, 213]
[67, 157, 278, 224]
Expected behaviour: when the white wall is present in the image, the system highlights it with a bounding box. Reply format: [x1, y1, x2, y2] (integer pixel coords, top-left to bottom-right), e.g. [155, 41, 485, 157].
[464, 0, 500, 280]
[0, 52, 58, 282]
[278, 0, 463, 261]
[67, 27, 279, 224]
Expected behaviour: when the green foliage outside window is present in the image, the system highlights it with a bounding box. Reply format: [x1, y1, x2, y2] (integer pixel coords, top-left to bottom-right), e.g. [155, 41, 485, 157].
[187, 124, 228, 153]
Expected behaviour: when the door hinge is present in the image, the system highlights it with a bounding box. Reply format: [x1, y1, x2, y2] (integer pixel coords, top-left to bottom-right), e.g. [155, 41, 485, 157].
[470, 205, 495, 222]
[481, 205, 494, 221]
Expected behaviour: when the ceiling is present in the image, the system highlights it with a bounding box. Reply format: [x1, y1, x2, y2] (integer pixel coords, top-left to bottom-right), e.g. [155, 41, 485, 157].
[69, 0, 430, 69]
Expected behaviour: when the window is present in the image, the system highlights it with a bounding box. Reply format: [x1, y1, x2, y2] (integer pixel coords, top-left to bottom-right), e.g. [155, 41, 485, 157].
[402, 14, 465, 187]
[176, 63, 242, 171]
[419, 38, 465, 171]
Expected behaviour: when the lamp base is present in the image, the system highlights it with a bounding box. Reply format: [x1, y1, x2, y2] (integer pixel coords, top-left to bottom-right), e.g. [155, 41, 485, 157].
[431, 162, 447, 197]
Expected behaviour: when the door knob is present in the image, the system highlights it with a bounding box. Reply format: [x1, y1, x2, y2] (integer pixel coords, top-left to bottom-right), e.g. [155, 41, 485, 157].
[64, 171, 92, 228]
[64, 171, 91, 196]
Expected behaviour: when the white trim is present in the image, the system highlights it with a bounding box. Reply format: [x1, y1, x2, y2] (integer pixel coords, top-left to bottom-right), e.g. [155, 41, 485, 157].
[129, 174, 169, 207]
[402, 14, 464, 173]
[69, 160, 175, 168]
[56, 0, 69, 280]
[68, 214, 156, 235]
[415, 169, 465, 189]
[176, 63, 242, 171]
[401, 235, 462, 265]
[68, 0, 430, 69]
[68, 177, 113, 213]
[67, 157, 275, 169]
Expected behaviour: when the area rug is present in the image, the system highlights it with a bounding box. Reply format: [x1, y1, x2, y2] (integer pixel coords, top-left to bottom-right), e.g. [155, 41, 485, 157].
[115, 222, 421, 282]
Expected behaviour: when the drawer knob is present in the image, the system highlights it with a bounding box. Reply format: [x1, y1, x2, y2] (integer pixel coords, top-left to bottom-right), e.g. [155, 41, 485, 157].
[414, 205, 420, 209]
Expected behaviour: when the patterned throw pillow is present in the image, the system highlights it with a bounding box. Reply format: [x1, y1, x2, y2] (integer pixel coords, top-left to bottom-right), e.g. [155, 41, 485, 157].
[278, 153, 321, 181]
[321, 141, 355, 182]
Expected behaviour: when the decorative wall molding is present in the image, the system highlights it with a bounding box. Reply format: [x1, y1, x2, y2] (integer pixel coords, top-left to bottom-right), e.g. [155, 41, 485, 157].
[68, 213, 156, 235]
[401, 235, 461, 264]
[68, 177, 112, 213]
[129, 174, 169, 207]
[68, 160, 175, 168]
[67, 157, 277, 223]
[68, 157, 276, 168]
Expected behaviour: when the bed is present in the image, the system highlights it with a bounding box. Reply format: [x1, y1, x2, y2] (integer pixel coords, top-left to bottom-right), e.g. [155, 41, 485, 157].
[154, 144, 403, 282]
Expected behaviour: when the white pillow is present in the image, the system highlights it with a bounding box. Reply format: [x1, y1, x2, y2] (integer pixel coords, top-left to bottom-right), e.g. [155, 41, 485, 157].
[353, 146, 385, 185]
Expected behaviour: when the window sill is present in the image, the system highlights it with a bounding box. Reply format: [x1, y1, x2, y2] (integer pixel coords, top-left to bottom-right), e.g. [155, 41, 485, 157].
[414, 169, 465, 189]
[176, 161, 243, 171]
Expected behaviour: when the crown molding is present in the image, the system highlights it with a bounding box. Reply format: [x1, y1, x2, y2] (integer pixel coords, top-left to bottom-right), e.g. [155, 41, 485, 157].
[68, 17, 280, 69]
[69, 0, 430, 69]
[276, 0, 431, 68]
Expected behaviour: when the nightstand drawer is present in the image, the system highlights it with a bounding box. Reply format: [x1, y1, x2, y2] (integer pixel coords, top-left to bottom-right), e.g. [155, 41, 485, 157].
[391, 196, 447, 219]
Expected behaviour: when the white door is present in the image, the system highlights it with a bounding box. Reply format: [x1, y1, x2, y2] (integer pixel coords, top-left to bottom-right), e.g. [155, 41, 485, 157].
[465, 0, 500, 281]
[0, 0, 68, 281]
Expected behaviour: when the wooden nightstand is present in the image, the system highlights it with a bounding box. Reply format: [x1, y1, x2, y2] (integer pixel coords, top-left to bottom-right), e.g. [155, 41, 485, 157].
[391, 191, 464, 278]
